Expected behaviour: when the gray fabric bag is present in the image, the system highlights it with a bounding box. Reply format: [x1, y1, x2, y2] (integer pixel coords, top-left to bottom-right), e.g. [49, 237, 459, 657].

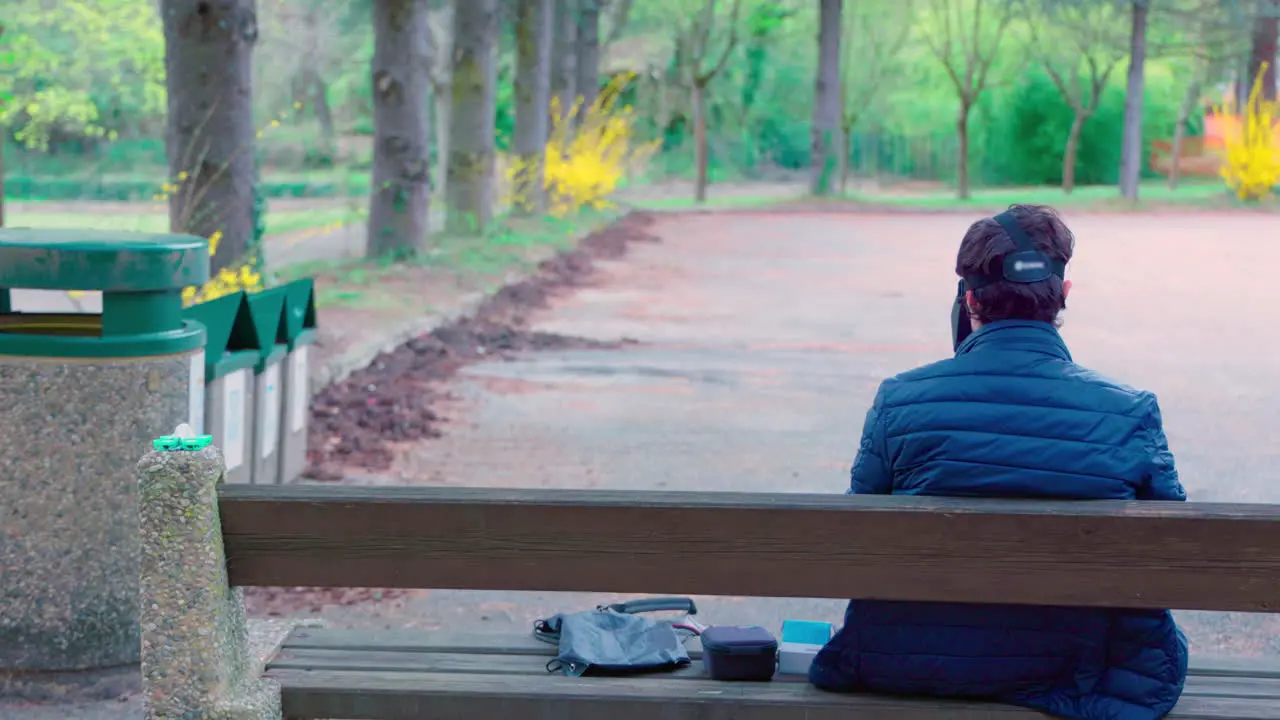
[534, 598, 697, 677]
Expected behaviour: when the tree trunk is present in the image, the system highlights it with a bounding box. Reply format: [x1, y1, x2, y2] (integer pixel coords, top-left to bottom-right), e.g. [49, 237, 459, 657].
[870, 131, 880, 182]
[693, 81, 709, 203]
[1169, 78, 1200, 190]
[366, 0, 432, 259]
[291, 71, 311, 122]
[1119, 0, 1149, 202]
[575, 0, 601, 118]
[810, 0, 842, 196]
[314, 77, 335, 140]
[161, 0, 258, 271]
[1062, 111, 1086, 195]
[513, 0, 554, 213]
[1249, 0, 1279, 102]
[433, 88, 451, 200]
[446, 0, 499, 235]
[1236, 62, 1250, 112]
[956, 103, 971, 200]
[839, 125, 852, 195]
[429, 2, 454, 202]
[551, 0, 578, 123]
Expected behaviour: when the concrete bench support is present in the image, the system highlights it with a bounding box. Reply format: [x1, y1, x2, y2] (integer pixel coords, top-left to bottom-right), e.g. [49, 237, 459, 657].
[137, 447, 281, 720]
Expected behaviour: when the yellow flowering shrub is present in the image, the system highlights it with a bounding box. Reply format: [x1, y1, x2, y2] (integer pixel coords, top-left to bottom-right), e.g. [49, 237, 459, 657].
[67, 230, 262, 306]
[154, 182, 264, 306]
[1218, 65, 1280, 202]
[506, 72, 660, 217]
[181, 239, 264, 306]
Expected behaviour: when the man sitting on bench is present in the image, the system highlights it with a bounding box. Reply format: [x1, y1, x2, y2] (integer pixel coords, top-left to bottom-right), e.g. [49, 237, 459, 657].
[810, 204, 1189, 720]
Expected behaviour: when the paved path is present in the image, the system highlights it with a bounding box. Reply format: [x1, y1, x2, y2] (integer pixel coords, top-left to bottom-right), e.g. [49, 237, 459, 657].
[357, 210, 1280, 656]
[411, 210, 1280, 504]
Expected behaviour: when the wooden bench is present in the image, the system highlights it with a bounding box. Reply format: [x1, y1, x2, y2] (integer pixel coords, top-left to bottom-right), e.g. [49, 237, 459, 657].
[1150, 137, 1223, 178]
[137, 448, 1280, 720]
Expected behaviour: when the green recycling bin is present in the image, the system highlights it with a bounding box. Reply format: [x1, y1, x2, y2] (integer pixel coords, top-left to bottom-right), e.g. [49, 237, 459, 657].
[278, 279, 318, 484]
[246, 287, 288, 485]
[185, 292, 260, 485]
[0, 228, 208, 700]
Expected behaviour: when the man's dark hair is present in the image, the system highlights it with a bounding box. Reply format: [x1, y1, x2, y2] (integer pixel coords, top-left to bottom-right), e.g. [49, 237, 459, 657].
[956, 204, 1075, 326]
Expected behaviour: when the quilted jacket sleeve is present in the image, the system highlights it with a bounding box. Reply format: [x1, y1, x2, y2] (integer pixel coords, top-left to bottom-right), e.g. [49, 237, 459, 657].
[1086, 610, 1189, 720]
[849, 383, 892, 495]
[1137, 393, 1186, 502]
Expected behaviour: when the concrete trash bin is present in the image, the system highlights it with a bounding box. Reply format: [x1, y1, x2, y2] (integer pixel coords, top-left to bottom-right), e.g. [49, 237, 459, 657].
[246, 287, 288, 485]
[279, 279, 317, 484]
[0, 228, 208, 700]
[184, 292, 261, 485]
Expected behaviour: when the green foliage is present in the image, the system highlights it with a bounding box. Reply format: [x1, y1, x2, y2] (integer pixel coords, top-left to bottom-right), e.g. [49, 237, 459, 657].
[978, 65, 1190, 187]
[495, 58, 516, 153]
[741, 2, 795, 119]
[1, 0, 165, 149]
[3, 171, 369, 202]
[0, 0, 1233, 199]
[0, 30, 14, 109]
[985, 69, 1127, 186]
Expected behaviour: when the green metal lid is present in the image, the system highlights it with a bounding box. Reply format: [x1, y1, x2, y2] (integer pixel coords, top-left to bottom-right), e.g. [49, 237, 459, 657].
[281, 278, 318, 349]
[185, 292, 263, 379]
[245, 287, 288, 371]
[0, 229, 210, 357]
[0, 228, 210, 291]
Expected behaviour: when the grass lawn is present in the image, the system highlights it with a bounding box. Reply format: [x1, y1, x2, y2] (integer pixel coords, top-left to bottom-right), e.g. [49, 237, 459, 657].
[843, 180, 1260, 210]
[5, 203, 364, 237]
[627, 180, 1273, 212]
[274, 211, 615, 310]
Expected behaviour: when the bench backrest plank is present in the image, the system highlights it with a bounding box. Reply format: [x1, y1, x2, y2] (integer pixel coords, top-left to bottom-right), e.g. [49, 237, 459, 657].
[218, 484, 1280, 612]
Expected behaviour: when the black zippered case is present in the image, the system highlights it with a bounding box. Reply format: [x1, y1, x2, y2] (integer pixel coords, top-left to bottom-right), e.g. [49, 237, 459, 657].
[701, 625, 777, 681]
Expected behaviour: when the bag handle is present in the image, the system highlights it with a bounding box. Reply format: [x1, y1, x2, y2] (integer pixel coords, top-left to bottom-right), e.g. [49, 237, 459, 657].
[603, 597, 698, 615]
[535, 597, 699, 645]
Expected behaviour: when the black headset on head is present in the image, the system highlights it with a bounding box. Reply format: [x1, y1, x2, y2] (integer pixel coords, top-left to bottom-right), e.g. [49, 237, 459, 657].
[951, 210, 1067, 350]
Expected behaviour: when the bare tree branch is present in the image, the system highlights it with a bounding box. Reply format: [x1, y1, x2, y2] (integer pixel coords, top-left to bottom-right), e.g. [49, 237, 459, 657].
[602, 0, 633, 47]
[697, 0, 741, 84]
[840, 0, 913, 129]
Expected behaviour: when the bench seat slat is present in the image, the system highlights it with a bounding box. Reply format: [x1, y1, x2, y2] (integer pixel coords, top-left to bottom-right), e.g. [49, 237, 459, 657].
[272, 668, 1051, 719]
[267, 648, 1280, 700]
[277, 628, 1280, 679]
[266, 631, 1280, 719]
[283, 627, 562, 656]
[268, 668, 1280, 720]
[271, 649, 730, 680]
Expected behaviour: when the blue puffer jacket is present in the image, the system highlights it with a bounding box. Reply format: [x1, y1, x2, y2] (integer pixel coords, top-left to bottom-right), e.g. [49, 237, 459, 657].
[810, 320, 1189, 720]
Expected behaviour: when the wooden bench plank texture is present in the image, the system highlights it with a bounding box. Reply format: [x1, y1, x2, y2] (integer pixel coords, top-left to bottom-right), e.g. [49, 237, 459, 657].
[219, 485, 1280, 612]
[275, 629, 1280, 681]
[264, 629, 1280, 720]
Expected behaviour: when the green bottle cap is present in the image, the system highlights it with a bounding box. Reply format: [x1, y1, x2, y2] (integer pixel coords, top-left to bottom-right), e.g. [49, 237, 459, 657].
[153, 436, 182, 451]
[181, 436, 213, 450]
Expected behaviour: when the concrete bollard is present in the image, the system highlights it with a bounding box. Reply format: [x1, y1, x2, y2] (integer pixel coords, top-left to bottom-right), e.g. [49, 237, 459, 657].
[136, 445, 281, 720]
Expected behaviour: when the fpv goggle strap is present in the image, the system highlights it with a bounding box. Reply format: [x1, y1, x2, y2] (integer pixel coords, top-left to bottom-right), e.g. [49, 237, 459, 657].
[962, 211, 1066, 291]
